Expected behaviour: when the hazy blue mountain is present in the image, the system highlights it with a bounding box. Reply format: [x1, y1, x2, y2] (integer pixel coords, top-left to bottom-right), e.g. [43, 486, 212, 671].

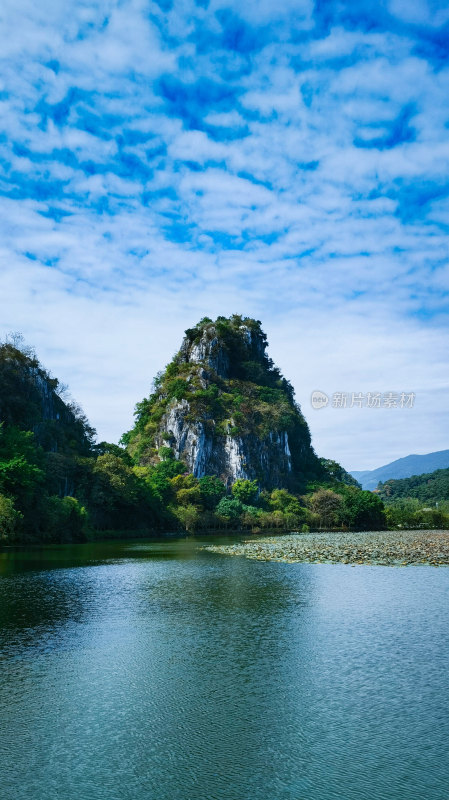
[351, 450, 449, 490]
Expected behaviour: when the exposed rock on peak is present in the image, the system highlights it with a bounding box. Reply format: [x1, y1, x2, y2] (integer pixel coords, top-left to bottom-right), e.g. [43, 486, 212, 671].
[179, 317, 267, 380]
[124, 315, 321, 490]
[179, 330, 230, 378]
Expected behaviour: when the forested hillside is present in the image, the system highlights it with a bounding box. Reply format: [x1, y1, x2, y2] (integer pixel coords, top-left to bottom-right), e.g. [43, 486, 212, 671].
[0, 338, 163, 543]
[0, 324, 388, 543]
[377, 468, 449, 504]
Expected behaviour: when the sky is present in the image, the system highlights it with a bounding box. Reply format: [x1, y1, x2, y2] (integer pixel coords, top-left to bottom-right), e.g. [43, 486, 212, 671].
[0, 0, 448, 471]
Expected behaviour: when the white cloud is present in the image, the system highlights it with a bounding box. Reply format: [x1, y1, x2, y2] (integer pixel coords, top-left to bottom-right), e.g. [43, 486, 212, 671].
[0, 0, 448, 471]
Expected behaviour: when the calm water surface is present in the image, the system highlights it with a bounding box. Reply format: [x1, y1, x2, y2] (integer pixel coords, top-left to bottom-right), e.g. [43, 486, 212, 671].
[0, 536, 448, 800]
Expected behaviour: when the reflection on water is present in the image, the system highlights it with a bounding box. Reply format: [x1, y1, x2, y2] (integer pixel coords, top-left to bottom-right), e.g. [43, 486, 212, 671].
[0, 537, 448, 800]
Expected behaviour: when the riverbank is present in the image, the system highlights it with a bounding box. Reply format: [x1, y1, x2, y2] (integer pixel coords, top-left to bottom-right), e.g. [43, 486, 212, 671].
[203, 529, 449, 566]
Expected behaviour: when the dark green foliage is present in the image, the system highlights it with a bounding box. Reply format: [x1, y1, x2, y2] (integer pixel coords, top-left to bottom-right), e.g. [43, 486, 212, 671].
[305, 484, 386, 529]
[94, 441, 133, 465]
[0, 339, 46, 430]
[0, 425, 46, 538]
[319, 458, 361, 488]
[158, 446, 175, 461]
[269, 489, 305, 517]
[0, 494, 21, 543]
[198, 475, 226, 509]
[82, 454, 149, 530]
[0, 426, 44, 499]
[385, 499, 449, 529]
[231, 479, 259, 505]
[41, 496, 87, 543]
[152, 458, 185, 481]
[377, 467, 449, 504]
[376, 468, 449, 529]
[0, 340, 169, 542]
[339, 487, 386, 529]
[0, 339, 95, 455]
[0, 339, 97, 542]
[165, 378, 190, 402]
[216, 497, 243, 520]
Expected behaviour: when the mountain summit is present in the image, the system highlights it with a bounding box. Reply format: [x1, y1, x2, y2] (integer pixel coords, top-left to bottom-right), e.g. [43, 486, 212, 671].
[123, 315, 322, 490]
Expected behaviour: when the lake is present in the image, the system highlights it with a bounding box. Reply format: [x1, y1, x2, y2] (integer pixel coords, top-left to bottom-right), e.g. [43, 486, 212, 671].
[0, 536, 448, 800]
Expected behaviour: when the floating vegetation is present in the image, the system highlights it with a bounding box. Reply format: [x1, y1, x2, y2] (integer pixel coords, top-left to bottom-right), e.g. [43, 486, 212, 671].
[203, 530, 449, 566]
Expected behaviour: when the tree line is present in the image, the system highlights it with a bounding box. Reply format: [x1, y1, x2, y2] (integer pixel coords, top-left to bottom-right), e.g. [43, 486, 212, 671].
[0, 337, 389, 544]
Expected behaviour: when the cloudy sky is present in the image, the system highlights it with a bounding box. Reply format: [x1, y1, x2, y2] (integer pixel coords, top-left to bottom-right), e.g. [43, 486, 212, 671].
[0, 0, 448, 471]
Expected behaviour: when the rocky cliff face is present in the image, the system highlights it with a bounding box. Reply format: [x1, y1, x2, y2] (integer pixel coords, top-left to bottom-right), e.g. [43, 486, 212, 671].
[157, 398, 293, 487]
[0, 341, 94, 455]
[125, 315, 321, 490]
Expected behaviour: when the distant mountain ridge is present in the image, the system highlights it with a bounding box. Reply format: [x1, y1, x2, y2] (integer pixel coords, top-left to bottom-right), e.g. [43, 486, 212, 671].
[351, 450, 449, 490]
[376, 467, 449, 504]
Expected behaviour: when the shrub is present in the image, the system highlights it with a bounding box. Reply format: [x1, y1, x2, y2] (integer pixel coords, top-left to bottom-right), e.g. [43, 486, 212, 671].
[231, 479, 259, 505]
[173, 503, 200, 532]
[176, 486, 202, 507]
[269, 489, 305, 517]
[0, 493, 21, 543]
[198, 475, 226, 509]
[43, 496, 87, 543]
[171, 473, 198, 491]
[342, 489, 386, 529]
[216, 496, 243, 521]
[308, 489, 343, 528]
[158, 446, 175, 461]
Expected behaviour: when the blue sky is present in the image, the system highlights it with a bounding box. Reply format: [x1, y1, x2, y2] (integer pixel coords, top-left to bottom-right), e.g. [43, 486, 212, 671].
[0, 0, 448, 470]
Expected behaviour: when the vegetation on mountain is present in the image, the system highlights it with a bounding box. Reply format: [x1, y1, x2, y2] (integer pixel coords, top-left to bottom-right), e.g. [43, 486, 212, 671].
[121, 315, 322, 489]
[0, 337, 161, 543]
[377, 467, 449, 504]
[375, 467, 449, 529]
[11, 318, 449, 543]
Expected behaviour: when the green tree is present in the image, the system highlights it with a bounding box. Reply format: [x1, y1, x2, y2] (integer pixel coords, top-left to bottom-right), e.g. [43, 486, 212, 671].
[158, 446, 175, 461]
[319, 458, 361, 487]
[231, 479, 259, 505]
[94, 441, 132, 464]
[0, 453, 44, 499]
[86, 454, 156, 530]
[198, 475, 226, 509]
[341, 488, 386, 529]
[0, 494, 21, 542]
[241, 507, 261, 529]
[173, 503, 200, 532]
[176, 486, 202, 507]
[170, 473, 198, 491]
[0, 426, 44, 533]
[42, 496, 88, 543]
[143, 459, 186, 504]
[269, 489, 305, 517]
[308, 488, 343, 528]
[216, 497, 243, 522]
[413, 507, 447, 528]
